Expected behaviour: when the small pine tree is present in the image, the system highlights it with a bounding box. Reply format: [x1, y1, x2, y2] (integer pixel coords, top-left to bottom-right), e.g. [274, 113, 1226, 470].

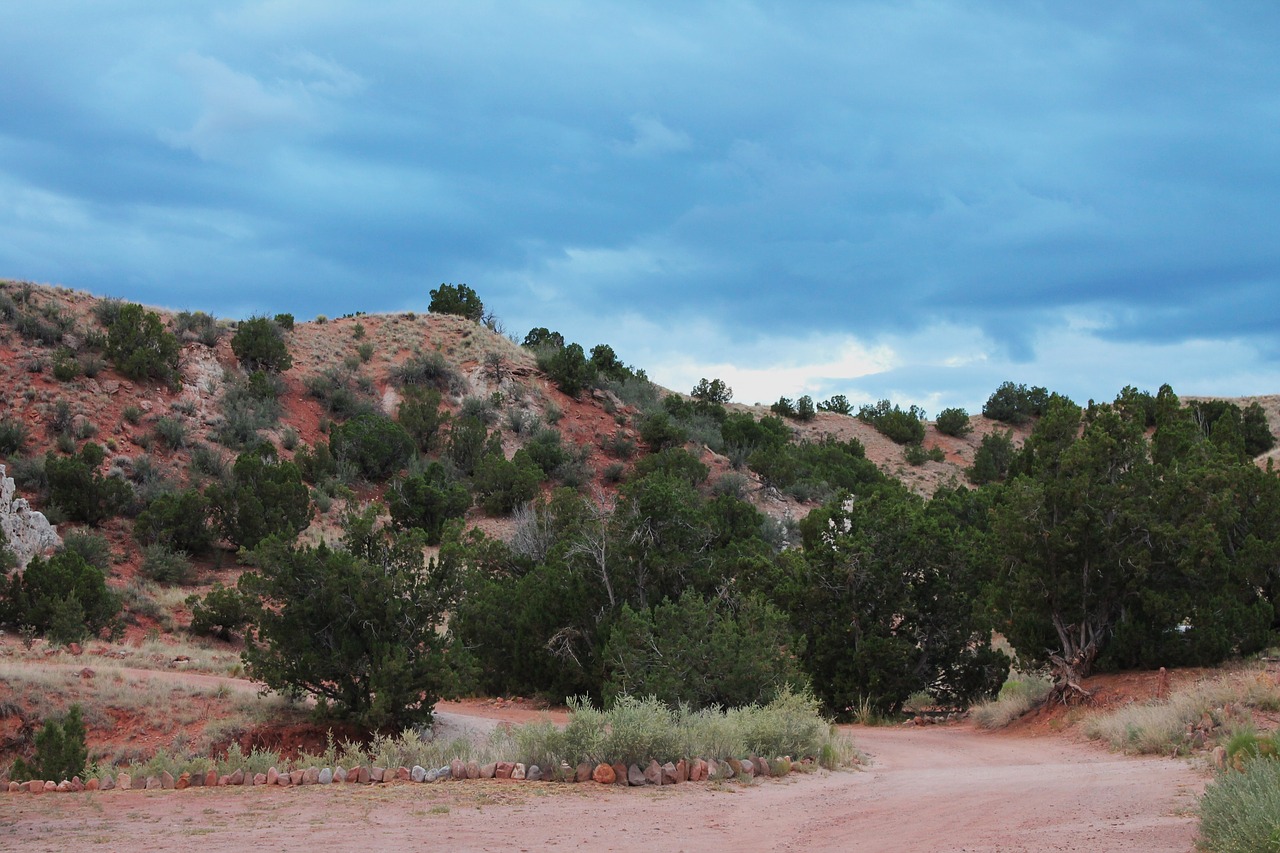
[12, 705, 87, 782]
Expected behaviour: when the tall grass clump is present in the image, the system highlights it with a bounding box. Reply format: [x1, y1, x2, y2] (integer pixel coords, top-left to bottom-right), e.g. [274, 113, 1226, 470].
[1198, 757, 1280, 852]
[1083, 668, 1280, 755]
[971, 671, 1053, 730]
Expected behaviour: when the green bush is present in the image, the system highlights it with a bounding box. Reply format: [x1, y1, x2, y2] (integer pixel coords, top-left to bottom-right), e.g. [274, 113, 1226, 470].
[230, 316, 292, 373]
[134, 489, 212, 554]
[388, 464, 471, 544]
[817, 395, 853, 415]
[207, 450, 312, 550]
[967, 430, 1015, 485]
[329, 413, 414, 481]
[105, 303, 179, 383]
[398, 387, 451, 452]
[857, 400, 926, 444]
[428, 283, 484, 321]
[0, 418, 29, 455]
[639, 411, 686, 451]
[935, 407, 972, 437]
[45, 446, 133, 525]
[546, 343, 596, 398]
[139, 543, 194, 584]
[1199, 757, 1280, 853]
[2, 549, 121, 640]
[186, 582, 249, 641]
[391, 351, 463, 393]
[152, 416, 187, 450]
[10, 705, 87, 783]
[982, 381, 1050, 424]
[473, 450, 543, 516]
[174, 310, 224, 346]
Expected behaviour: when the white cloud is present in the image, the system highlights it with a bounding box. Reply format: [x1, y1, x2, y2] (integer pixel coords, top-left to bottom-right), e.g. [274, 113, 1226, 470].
[614, 114, 692, 157]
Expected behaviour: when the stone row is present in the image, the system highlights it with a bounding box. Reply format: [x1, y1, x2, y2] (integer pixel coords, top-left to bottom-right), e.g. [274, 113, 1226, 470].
[4, 755, 812, 794]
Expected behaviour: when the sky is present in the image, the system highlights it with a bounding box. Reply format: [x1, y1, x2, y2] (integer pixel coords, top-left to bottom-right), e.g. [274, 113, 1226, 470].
[2, 2, 1279, 413]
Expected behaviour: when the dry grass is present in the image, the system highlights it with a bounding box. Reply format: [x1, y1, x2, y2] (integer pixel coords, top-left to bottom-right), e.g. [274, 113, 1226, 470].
[1083, 666, 1280, 755]
[970, 672, 1053, 730]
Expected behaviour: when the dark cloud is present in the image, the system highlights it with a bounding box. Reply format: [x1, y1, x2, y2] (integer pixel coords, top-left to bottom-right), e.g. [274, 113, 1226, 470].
[1, 2, 1278, 405]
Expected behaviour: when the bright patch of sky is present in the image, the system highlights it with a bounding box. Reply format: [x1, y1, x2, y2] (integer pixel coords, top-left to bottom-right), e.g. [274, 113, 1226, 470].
[2, 2, 1278, 412]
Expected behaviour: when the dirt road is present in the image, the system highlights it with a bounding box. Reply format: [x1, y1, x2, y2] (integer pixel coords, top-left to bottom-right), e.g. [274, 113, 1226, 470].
[3, 696, 1202, 852]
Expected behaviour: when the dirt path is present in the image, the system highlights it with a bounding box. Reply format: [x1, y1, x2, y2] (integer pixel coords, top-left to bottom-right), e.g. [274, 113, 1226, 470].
[3, 666, 1203, 851]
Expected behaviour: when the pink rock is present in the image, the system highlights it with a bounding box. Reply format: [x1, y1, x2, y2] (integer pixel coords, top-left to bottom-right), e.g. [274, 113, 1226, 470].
[161, 771, 175, 789]
[252, 773, 267, 786]
[218, 775, 230, 786]
[57, 780, 72, 792]
[592, 763, 616, 784]
[145, 777, 161, 790]
[644, 760, 662, 786]
[334, 767, 347, 783]
[675, 759, 688, 783]
[85, 778, 99, 791]
[371, 767, 385, 783]
[480, 763, 496, 779]
[290, 770, 304, 786]
[100, 776, 114, 791]
[396, 767, 411, 782]
[117, 773, 132, 790]
[575, 762, 592, 783]
[495, 762, 514, 779]
[465, 762, 479, 780]
[205, 770, 218, 787]
[356, 766, 370, 784]
[7, 781, 18, 792]
[303, 768, 320, 785]
[705, 758, 719, 780]
[450, 759, 466, 780]
[661, 762, 678, 785]
[611, 762, 628, 786]
[266, 767, 279, 786]
[228, 769, 244, 786]
[71, 777, 85, 792]
[752, 757, 769, 778]
[511, 763, 526, 780]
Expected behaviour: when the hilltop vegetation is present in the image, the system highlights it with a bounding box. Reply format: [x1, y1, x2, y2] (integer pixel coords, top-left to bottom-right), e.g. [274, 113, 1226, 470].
[1, 280, 1279, 746]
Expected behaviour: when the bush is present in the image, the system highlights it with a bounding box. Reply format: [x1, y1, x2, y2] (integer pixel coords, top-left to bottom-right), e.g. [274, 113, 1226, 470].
[391, 351, 463, 394]
[639, 412, 686, 451]
[186, 582, 249, 642]
[794, 395, 816, 422]
[174, 310, 224, 345]
[935, 407, 972, 437]
[857, 400, 926, 444]
[428, 283, 484, 321]
[546, 343, 596, 398]
[398, 387, 451, 452]
[207, 451, 312, 550]
[152, 416, 187, 450]
[329, 413, 414, 481]
[134, 489, 212, 554]
[982, 381, 1050, 425]
[231, 316, 292, 373]
[139, 543, 194, 584]
[1199, 757, 1280, 853]
[818, 395, 853, 415]
[45, 446, 133, 525]
[105, 303, 179, 383]
[967, 430, 1015, 485]
[473, 450, 543, 516]
[9, 705, 87, 783]
[388, 464, 471, 544]
[2, 549, 121, 640]
[971, 672, 1053, 729]
[0, 418, 28, 455]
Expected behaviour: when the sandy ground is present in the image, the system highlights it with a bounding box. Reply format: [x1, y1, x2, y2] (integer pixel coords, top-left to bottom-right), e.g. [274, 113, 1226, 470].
[3, 703, 1203, 852]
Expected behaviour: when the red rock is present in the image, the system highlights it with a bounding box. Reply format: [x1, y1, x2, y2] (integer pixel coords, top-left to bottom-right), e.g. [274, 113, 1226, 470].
[218, 775, 230, 786]
[56, 780, 72, 792]
[290, 770, 304, 785]
[252, 773, 267, 786]
[31, 781, 45, 794]
[176, 773, 190, 790]
[495, 762, 515, 779]
[575, 762, 593, 783]
[465, 762, 479, 780]
[675, 759, 688, 783]
[371, 767, 385, 783]
[356, 766, 370, 784]
[85, 778, 99, 791]
[161, 771, 175, 789]
[71, 777, 84, 792]
[7, 781, 19, 793]
[266, 767, 279, 786]
[450, 759, 466, 780]
[689, 759, 706, 782]
[661, 762, 678, 785]
[396, 767, 411, 782]
[204, 770, 218, 787]
[333, 766, 348, 783]
[68, 642, 83, 656]
[592, 763, 615, 784]
[611, 762, 627, 786]
[78, 667, 95, 679]
[480, 763, 496, 779]
[117, 772, 133, 790]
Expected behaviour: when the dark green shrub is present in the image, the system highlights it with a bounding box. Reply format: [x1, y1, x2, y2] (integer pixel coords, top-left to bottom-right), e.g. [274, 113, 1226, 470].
[391, 351, 462, 392]
[122, 405, 142, 425]
[186, 582, 248, 641]
[231, 316, 292, 373]
[857, 400, 927, 444]
[174, 310, 223, 346]
[690, 377, 732, 404]
[3, 549, 121, 639]
[389, 464, 471, 544]
[51, 348, 80, 381]
[982, 381, 1051, 425]
[10, 705, 87, 783]
[818, 395, 853, 415]
[273, 313, 295, 331]
[45, 446, 133, 525]
[632, 447, 709, 486]
[207, 450, 312, 550]
[398, 387, 451, 452]
[134, 489, 212, 554]
[795, 395, 816, 422]
[546, 343, 596, 398]
[639, 412, 686, 452]
[428, 283, 484, 321]
[152, 416, 187, 450]
[293, 441, 338, 484]
[522, 327, 564, 349]
[967, 430, 1015, 485]
[935, 407, 972, 437]
[105, 303, 179, 383]
[303, 367, 375, 420]
[60, 531, 112, 573]
[474, 450, 544, 515]
[445, 416, 497, 477]
[771, 396, 796, 418]
[0, 418, 28, 455]
[904, 443, 946, 466]
[329, 413, 414, 481]
[139, 543, 194, 584]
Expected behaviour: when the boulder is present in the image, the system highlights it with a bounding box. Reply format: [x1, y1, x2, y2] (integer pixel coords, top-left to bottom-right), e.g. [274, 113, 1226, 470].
[495, 762, 515, 780]
[334, 766, 348, 783]
[611, 762, 628, 786]
[410, 766, 427, 783]
[7, 781, 18, 793]
[146, 777, 163, 790]
[526, 765, 543, 782]
[370, 767, 385, 783]
[71, 776, 84, 792]
[725, 758, 743, 777]
[252, 773, 267, 786]
[176, 772, 190, 790]
[425, 767, 441, 783]
[276, 771, 291, 786]
[100, 775, 114, 791]
[644, 760, 662, 786]
[57, 780, 72, 793]
[396, 767, 411, 782]
[0, 464, 62, 567]
[675, 759, 688, 783]
[266, 768, 279, 786]
[43, 781, 56, 793]
[627, 764, 647, 786]
[217, 775, 230, 786]
[480, 763, 497, 779]
[318, 768, 334, 785]
[450, 759, 466, 780]
[661, 762, 678, 785]
[85, 778, 100, 792]
[434, 765, 450, 783]
[592, 763, 616, 785]
[117, 772, 133, 790]
[689, 759, 706, 782]
[511, 763, 526, 781]
[228, 769, 244, 786]
[355, 766, 370, 784]
[205, 770, 218, 787]
[771, 758, 792, 776]
[575, 762, 593, 783]
[752, 757, 770, 778]
[465, 762, 480, 780]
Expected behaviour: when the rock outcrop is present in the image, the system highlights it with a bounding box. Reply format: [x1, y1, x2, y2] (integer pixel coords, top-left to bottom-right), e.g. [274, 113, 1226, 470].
[0, 465, 60, 568]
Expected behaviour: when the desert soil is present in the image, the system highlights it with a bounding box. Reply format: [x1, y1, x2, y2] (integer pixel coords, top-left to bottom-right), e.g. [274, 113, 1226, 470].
[2, 671, 1204, 853]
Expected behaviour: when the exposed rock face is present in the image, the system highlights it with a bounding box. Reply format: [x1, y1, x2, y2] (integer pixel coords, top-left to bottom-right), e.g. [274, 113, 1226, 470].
[0, 465, 60, 568]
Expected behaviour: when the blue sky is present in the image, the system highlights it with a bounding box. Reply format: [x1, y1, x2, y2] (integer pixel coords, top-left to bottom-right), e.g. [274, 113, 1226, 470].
[3, 2, 1279, 412]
